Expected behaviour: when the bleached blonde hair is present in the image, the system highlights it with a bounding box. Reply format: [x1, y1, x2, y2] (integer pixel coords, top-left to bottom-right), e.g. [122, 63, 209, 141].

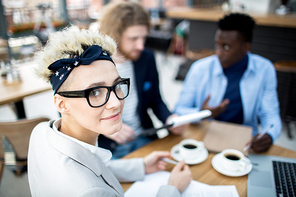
[35, 26, 117, 83]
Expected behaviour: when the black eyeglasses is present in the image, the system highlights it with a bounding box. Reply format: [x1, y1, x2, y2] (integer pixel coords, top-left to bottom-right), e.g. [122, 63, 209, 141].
[57, 78, 130, 108]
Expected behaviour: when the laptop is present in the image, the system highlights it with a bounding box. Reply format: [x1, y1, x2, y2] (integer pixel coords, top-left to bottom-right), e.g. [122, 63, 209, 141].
[247, 153, 296, 197]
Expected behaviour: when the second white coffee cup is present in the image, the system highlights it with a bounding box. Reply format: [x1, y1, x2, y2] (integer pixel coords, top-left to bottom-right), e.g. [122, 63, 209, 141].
[220, 149, 249, 172]
[179, 139, 204, 160]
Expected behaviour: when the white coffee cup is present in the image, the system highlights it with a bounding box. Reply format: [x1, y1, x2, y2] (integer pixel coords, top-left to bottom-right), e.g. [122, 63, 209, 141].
[179, 139, 204, 160]
[220, 149, 249, 172]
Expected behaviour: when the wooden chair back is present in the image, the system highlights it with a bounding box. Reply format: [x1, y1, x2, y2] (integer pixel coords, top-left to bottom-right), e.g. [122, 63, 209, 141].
[0, 117, 50, 180]
[274, 60, 296, 139]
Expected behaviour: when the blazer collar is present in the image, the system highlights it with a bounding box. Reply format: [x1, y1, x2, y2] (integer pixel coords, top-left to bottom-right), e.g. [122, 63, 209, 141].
[46, 120, 124, 195]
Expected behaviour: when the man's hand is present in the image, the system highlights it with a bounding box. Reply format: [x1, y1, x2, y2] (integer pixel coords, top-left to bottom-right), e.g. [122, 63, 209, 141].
[168, 160, 192, 193]
[201, 95, 230, 118]
[143, 151, 171, 174]
[250, 133, 272, 152]
[166, 114, 188, 135]
[106, 123, 136, 144]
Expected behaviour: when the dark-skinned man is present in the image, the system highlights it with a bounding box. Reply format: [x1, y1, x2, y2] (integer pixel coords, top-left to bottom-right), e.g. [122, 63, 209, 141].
[175, 13, 281, 153]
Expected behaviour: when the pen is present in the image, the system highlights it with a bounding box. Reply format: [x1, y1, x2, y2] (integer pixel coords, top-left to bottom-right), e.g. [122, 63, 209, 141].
[257, 124, 274, 139]
[161, 158, 178, 165]
[243, 124, 274, 152]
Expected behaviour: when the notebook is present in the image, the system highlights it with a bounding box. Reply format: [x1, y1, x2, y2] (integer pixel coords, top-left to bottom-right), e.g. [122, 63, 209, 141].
[247, 153, 296, 197]
[203, 120, 253, 156]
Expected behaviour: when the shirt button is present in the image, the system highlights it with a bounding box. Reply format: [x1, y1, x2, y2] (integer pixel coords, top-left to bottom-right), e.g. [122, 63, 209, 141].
[223, 80, 227, 85]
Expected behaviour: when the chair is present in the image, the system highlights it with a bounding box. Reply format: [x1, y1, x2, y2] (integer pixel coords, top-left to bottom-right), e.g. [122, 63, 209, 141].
[0, 117, 50, 184]
[274, 60, 296, 139]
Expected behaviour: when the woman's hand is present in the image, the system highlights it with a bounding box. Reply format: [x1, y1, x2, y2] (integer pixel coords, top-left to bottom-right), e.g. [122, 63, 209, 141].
[168, 160, 192, 193]
[143, 151, 171, 174]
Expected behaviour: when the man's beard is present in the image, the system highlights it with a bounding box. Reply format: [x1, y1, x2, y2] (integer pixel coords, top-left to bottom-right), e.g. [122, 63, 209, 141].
[117, 46, 142, 62]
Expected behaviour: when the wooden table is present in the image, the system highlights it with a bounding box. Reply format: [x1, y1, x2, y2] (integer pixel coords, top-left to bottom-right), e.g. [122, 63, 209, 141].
[121, 121, 296, 196]
[0, 62, 51, 118]
[166, 7, 296, 28]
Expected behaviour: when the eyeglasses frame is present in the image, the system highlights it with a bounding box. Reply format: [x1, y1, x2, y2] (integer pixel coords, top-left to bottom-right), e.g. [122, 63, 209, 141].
[57, 78, 130, 108]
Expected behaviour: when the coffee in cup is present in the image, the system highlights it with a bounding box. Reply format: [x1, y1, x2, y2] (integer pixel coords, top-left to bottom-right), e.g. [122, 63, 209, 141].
[224, 154, 241, 161]
[179, 139, 204, 160]
[221, 149, 248, 172]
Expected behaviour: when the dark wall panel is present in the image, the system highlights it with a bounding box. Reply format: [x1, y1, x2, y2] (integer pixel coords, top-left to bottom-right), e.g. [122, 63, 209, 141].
[188, 20, 216, 50]
[188, 20, 296, 62]
[0, 0, 7, 39]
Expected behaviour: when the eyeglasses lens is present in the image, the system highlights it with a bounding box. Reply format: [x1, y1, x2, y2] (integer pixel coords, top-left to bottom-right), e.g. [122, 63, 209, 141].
[88, 81, 129, 107]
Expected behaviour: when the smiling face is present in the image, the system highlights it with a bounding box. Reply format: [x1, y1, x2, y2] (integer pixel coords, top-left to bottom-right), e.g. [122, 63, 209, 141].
[55, 60, 124, 143]
[214, 29, 250, 69]
[117, 25, 149, 61]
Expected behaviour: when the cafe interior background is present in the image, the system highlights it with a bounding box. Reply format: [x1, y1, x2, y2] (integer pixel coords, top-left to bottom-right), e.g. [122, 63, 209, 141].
[0, 0, 296, 196]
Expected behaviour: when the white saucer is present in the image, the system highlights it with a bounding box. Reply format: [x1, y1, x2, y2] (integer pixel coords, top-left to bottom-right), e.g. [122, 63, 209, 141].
[170, 144, 208, 165]
[211, 153, 252, 177]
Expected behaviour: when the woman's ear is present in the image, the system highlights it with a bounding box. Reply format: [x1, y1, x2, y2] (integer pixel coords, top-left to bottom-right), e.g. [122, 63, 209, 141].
[54, 94, 69, 115]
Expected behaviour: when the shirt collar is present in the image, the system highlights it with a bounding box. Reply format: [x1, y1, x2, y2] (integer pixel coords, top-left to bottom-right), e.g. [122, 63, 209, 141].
[213, 52, 255, 76]
[115, 60, 132, 68]
[245, 52, 255, 73]
[223, 54, 248, 74]
[52, 119, 112, 165]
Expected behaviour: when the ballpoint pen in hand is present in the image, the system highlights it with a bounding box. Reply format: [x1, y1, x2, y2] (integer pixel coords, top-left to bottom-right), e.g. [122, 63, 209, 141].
[161, 158, 178, 165]
[243, 124, 274, 152]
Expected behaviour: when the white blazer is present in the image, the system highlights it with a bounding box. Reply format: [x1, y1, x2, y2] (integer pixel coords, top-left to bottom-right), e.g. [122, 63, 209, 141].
[28, 120, 180, 197]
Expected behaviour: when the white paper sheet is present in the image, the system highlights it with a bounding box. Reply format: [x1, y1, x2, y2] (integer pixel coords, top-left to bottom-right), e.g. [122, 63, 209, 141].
[125, 171, 239, 197]
[168, 110, 212, 127]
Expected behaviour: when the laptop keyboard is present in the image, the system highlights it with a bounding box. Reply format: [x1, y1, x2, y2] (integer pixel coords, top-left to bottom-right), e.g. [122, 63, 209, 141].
[273, 160, 296, 197]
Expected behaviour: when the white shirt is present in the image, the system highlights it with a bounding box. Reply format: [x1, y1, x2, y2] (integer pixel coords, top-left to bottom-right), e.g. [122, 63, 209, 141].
[116, 61, 144, 136]
[175, 53, 282, 141]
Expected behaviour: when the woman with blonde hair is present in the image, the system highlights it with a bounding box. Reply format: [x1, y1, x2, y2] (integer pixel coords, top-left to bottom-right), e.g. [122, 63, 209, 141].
[28, 26, 192, 196]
